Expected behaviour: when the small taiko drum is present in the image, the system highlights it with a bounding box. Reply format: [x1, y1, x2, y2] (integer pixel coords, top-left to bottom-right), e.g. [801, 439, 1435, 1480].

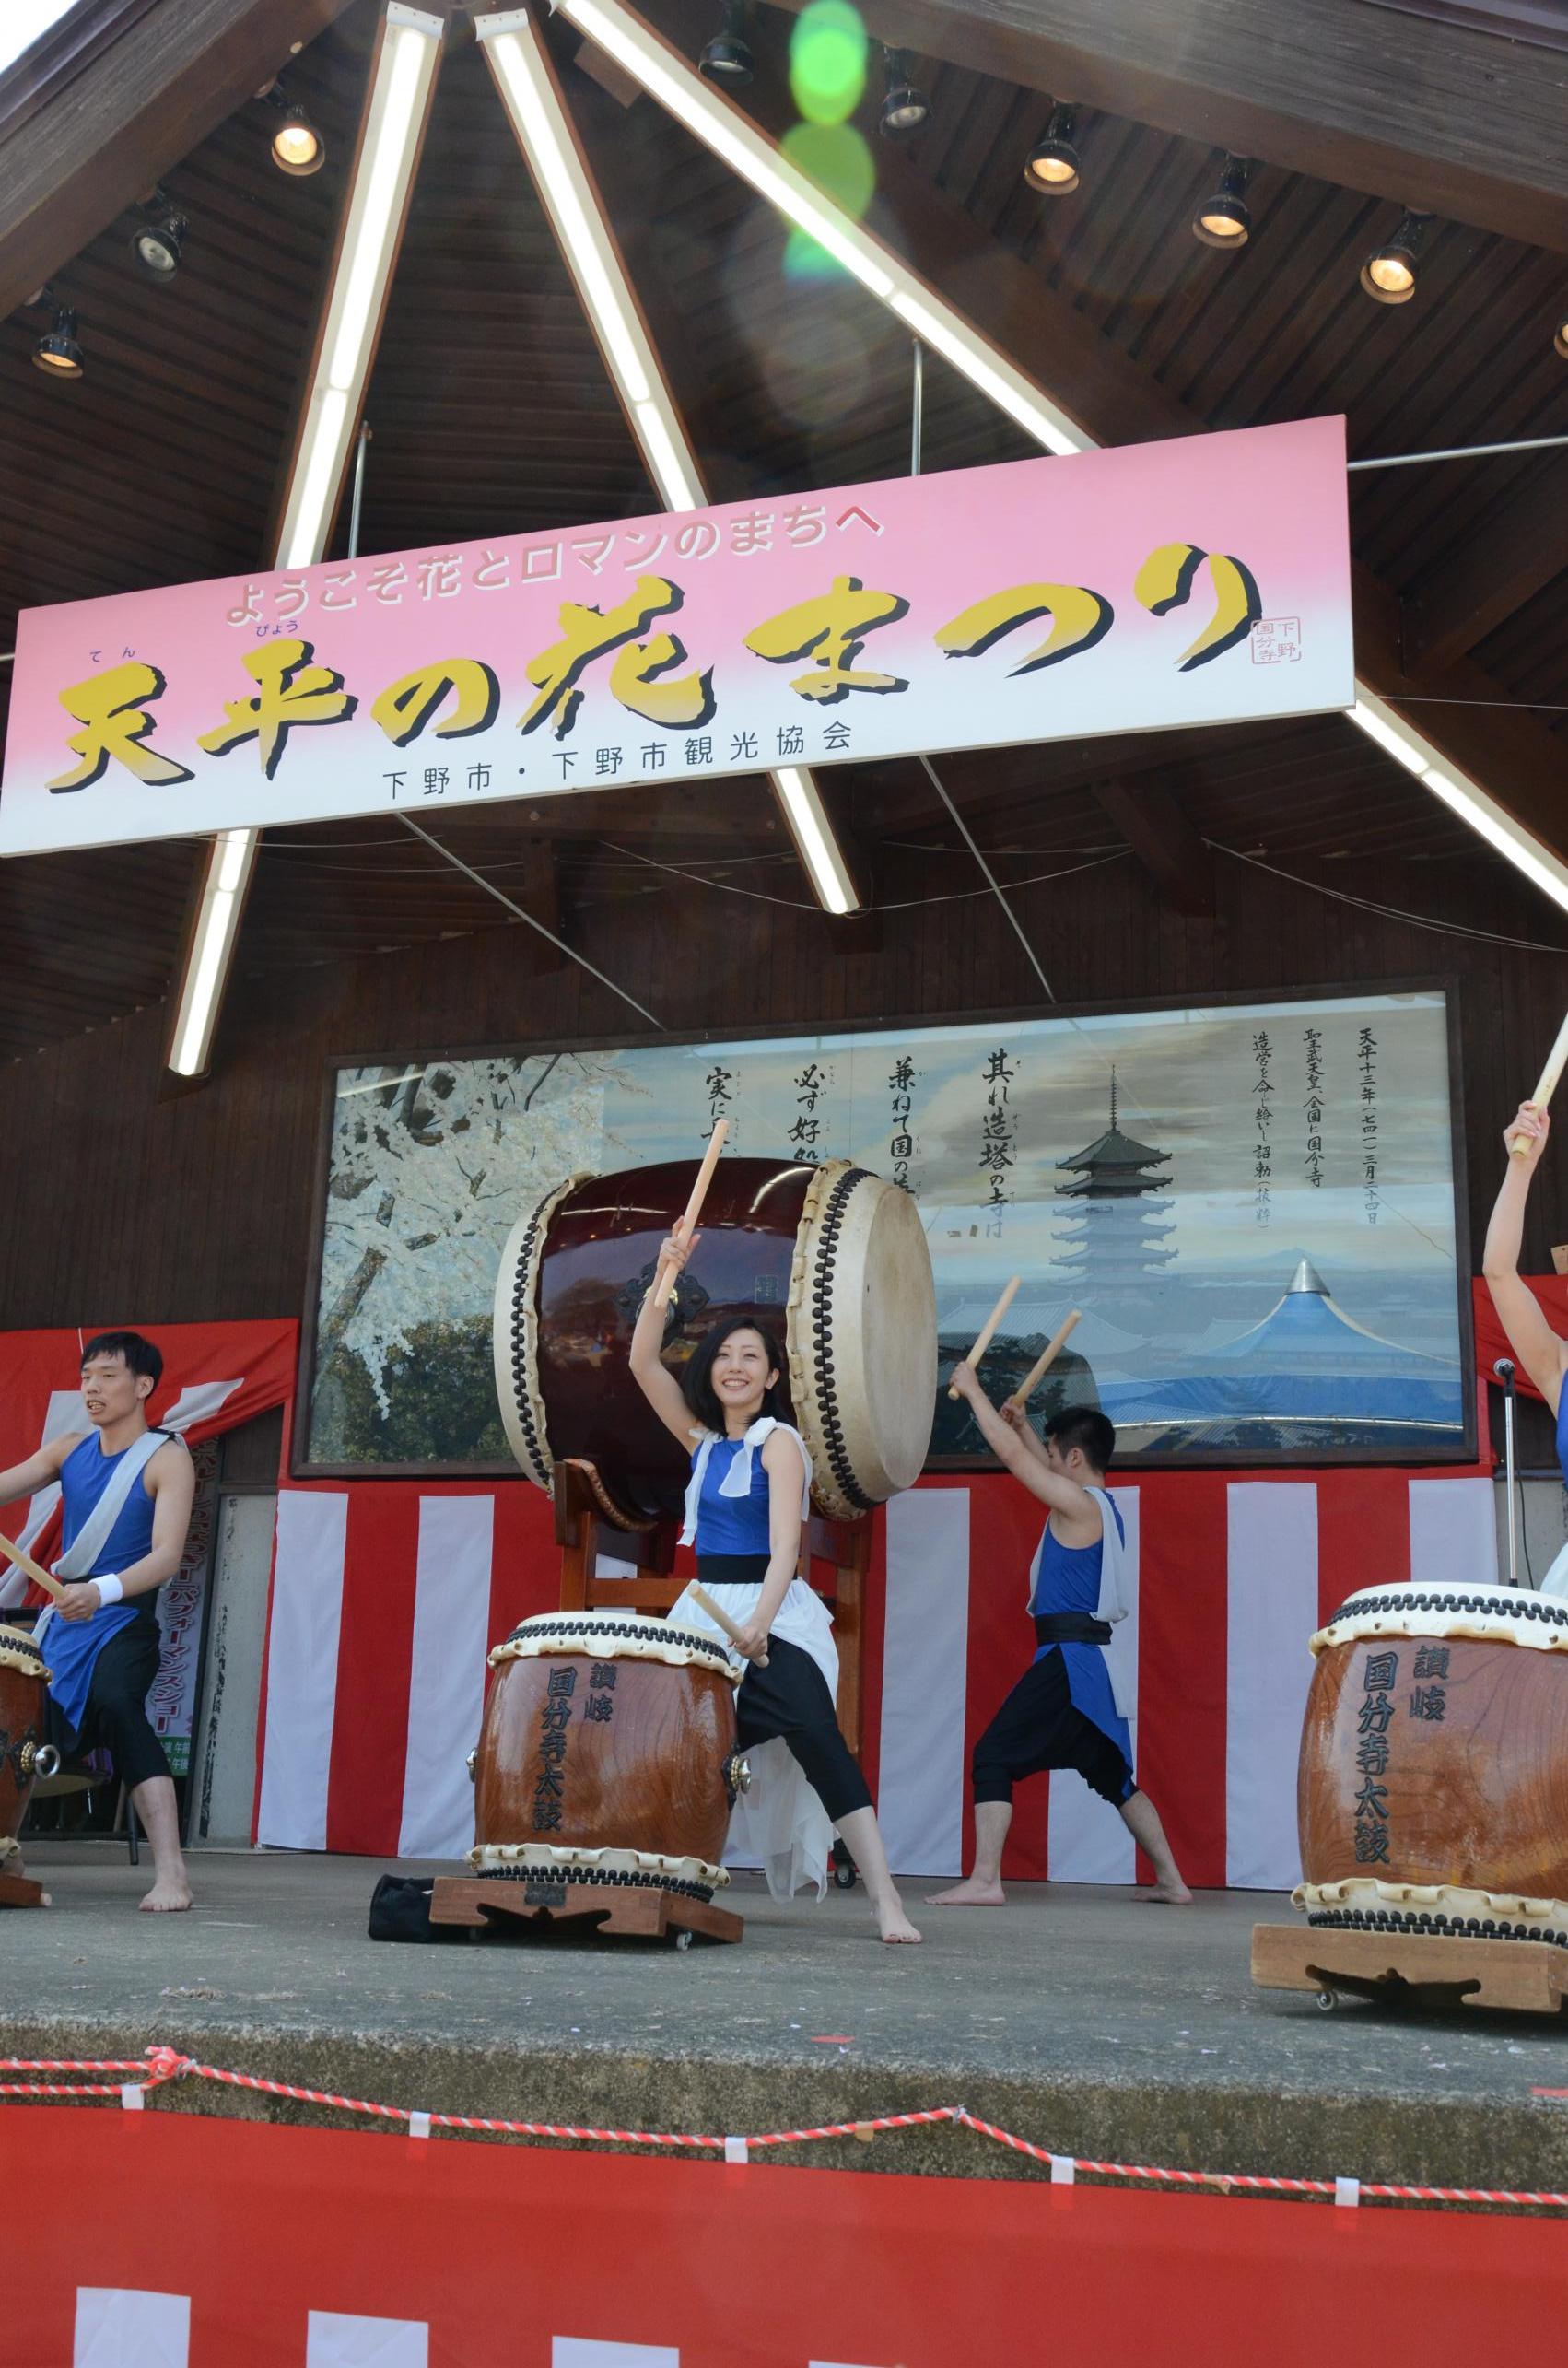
[1297, 1581, 1568, 1946]
[492, 1155, 937, 1525]
[469, 1610, 747, 1904]
[0, 1624, 58, 1854]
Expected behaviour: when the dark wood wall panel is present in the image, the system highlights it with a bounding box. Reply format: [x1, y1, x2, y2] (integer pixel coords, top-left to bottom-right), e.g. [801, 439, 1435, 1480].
[2, 850, 1564, 1337]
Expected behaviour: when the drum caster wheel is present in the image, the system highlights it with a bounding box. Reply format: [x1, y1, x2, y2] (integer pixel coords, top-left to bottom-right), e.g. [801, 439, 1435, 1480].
[831, 1842, 858, 1892]
[675, 1928, 694, 1952]
[1315, 1987, 1340, 2013]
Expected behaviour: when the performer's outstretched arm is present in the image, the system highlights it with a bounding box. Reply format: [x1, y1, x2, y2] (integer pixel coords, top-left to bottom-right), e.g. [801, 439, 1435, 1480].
[628, 1231, 704, 1446]
[1483, 1103, 1568, 1413]
[949, 1360, 1096, 1525]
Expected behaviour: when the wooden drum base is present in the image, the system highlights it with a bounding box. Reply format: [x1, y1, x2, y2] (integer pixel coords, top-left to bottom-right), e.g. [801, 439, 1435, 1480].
[429, 1874, 743, 1948]
[1253, 1922, 1568, 2015]
[0, 1871, 49, 1909]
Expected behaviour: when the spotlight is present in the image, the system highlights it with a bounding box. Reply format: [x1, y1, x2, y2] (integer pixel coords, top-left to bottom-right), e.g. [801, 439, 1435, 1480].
[1556, 312, 1568, 361]
[699, 0, 753, 85]
[1193, 154, 1251, 247]
[130, 193, 186, 282]
[880, 48, 930, 137]
[1024, 102, 1079, 195]
[32, 305, 82, 378]
[1361, 209, 1430, 303]
[270, 93, 325, 176]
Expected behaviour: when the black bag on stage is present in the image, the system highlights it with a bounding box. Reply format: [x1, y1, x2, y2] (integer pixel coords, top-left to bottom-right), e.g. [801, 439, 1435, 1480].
[367, 1872, 467, 1944]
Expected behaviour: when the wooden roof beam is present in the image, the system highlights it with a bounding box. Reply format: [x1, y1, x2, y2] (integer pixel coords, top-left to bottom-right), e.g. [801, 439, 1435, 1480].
[1405, 466, 1568, 671]
[0, 0, 364, 325]
[1089, 779, 1216, 918]
[762, 0, 1568, 253]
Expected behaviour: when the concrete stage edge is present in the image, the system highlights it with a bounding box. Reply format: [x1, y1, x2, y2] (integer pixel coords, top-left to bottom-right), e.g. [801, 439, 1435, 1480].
[4, 1847, 1566, 2193]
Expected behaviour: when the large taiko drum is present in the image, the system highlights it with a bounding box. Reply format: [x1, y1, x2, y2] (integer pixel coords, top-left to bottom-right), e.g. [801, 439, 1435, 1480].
[1296, 1581, 1568, 1946]
[0, 1624, 56, 1853]
[492, 1155, 937, 1525]
[470, 1610, 746, 1902]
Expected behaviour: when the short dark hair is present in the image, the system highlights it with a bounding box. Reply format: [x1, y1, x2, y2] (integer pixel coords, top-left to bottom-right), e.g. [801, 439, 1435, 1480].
[1044, 1402, 1115, 1474]
[682, 1317, 790, 1435]
[80, 1331, 163, 1389]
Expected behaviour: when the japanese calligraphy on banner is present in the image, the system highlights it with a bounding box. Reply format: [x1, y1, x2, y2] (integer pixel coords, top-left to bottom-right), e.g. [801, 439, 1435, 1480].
[301, 986, 1468, 1477]
[0, 417, 1352, 856]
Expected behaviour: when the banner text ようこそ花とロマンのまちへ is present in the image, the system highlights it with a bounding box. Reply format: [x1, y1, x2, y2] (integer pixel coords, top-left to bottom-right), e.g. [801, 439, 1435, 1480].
[0, 418, 1352, 855]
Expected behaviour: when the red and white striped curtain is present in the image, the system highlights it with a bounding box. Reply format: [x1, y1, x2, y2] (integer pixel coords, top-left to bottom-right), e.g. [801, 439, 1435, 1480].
[257, 1459, 1496, 1889]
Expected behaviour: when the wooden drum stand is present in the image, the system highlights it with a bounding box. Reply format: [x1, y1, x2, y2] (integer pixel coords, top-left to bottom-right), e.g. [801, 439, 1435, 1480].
[430, 1459, 872, 1947]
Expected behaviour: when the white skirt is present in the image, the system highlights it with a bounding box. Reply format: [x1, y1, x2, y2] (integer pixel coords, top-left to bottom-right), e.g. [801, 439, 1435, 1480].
[673, 1575, 839, 1903]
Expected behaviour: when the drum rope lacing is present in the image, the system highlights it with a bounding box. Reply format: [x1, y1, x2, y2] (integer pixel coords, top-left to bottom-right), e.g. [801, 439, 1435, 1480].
[797, 1163, 876, 1519]
[502, 1176, 581, 1494]
[474, 1862, 720, 1905]
[7, 2046, 1568, 2212]
[1306, 1905, 1568, 1948]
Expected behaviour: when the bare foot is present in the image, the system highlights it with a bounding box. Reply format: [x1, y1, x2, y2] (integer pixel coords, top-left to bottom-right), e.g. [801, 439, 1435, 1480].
[139, 1876, 193, 1914]
[876, 1898, 923, 1944]
[926, 1878, 1006, 1906]
[1134, 1881, 1193, 1905]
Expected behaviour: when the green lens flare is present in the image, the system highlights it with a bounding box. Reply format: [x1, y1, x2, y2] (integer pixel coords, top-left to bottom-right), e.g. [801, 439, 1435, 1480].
[789, 0, 867, 127]
[780, 121, 875, 280]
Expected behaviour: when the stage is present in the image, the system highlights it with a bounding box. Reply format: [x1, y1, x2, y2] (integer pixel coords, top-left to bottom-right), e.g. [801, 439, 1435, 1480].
[5, 1845, 1566, 2197]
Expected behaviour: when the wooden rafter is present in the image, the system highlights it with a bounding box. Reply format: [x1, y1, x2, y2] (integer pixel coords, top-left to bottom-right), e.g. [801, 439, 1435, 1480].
[763, 0, 1568, 252]
[1406, 466, 1568, 672]
[0, 0, 365, 326]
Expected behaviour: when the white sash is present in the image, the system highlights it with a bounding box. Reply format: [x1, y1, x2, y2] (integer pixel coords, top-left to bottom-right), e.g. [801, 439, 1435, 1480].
[53, 1429, 168, 1580]
[678, 1417, 812, 1546]
[1542, 1540, 1568, 1601]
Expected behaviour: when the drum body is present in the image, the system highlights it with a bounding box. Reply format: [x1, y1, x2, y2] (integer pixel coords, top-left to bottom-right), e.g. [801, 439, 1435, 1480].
[493, 1155, 937, 1523]
[0, 1625, 52, 1847]
[471, 1610, 743, 1895]
[1297, 1582, 1568, 1943]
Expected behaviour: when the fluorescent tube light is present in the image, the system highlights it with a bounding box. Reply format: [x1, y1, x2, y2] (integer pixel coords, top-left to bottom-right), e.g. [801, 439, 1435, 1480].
[168, 829, 256, 1077]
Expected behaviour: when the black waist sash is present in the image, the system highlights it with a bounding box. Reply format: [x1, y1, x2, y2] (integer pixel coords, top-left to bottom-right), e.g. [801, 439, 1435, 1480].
[697, 1553, 771, 1585]
[1034, 1611, 1112, 1649]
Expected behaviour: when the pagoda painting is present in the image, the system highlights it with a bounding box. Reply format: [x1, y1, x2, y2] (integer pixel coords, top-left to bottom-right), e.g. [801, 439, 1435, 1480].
[1052, 1071, 1176, 1317]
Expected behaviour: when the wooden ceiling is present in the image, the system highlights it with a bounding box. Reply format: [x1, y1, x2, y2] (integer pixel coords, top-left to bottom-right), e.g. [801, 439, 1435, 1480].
[0, 0, 1564, 1062]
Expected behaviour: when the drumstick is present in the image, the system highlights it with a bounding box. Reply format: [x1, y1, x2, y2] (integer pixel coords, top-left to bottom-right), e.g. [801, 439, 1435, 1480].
[1006, 1309, 1082, 1410]
[947, 1275, 1022, 1399]
[0, 1529, 65, 1605]
[1511, 1012, 1568, 1155]
[686, 1582, 768, 1668]
[653, 1119, 729, 1308]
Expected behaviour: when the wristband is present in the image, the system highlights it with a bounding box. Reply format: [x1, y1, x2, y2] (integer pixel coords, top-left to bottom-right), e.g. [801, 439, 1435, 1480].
[94, 1574, 123, 1607]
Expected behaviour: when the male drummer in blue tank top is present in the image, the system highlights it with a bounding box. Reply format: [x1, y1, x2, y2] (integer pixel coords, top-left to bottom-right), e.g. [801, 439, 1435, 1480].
[0, 1331, 195, 1911]
[930, 1371, 1189, 1909]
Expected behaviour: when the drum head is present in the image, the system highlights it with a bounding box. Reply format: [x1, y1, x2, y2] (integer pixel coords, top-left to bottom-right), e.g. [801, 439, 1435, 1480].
[489, 1606, 737, 1680]
[787, 1163, 936, 1521]
[1314, 1580, 1568, 1657]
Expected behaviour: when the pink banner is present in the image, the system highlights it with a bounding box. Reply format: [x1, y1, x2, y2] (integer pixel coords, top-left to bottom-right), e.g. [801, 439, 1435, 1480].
[0, 416, 1352, 856]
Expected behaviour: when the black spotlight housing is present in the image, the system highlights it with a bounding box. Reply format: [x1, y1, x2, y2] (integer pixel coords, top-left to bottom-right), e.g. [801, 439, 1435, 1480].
[33, 304, 83, 379]
[699, 0, 753, 84]
[880, 48, 930, 137]
[131, 193, 187, 282]
[1024, 102, 1080, 195]
[270, 91, 325, 176]
[1193, 155, 1252, 248]
[1361, 209, 1431, 304]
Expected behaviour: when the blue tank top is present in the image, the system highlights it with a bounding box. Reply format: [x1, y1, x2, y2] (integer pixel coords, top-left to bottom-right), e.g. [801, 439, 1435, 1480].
[693, 1436, 773, 1556]
[61, 1432, 159, 1592]
[1027, 1497, 1132, 1767]
[1029, 1496, 1126, 1619]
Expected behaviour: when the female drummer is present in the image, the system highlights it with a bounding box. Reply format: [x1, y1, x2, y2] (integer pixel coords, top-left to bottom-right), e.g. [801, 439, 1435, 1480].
[630, 1235, 921, 1944]
[1484, 1101, 1568, 1550]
